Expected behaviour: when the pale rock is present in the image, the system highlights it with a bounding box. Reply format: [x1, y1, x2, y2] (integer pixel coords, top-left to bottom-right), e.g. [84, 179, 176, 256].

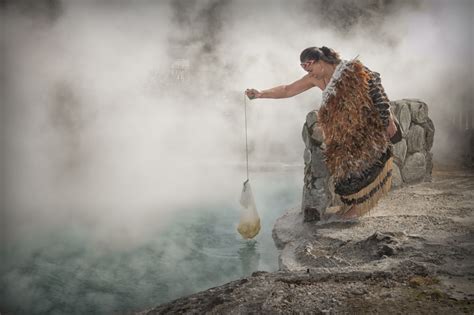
[408, 100, 428, 124]
[311, 124, 324, 145]
[311, 148, 329, 178]
[402, 152, 426, 183]
[304, 148, 312, 165]
[391, 163, 403, 189]
[393, 139, 407, 165]
[421, 118, 435, 151]
[302, 178, 331, 222]
[306, 110, 318, 128]
[389, 101, 399, 116]
[397, 102, 411, 138]
[313, 177, 329, 190]
[407, 125, 425, 153]
[425, 151, 433, 181]
[302, 123, 311, 148]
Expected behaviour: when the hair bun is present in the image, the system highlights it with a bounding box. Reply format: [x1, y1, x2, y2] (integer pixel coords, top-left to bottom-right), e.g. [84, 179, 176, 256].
[320, 46, 331, 56]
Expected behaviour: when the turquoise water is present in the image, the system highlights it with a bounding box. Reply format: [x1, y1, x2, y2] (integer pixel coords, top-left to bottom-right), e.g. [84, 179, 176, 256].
[0, 170, 302, 314]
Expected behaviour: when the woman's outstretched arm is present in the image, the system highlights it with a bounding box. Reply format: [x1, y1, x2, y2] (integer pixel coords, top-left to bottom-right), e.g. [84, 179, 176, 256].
[246, 75, 315, 99]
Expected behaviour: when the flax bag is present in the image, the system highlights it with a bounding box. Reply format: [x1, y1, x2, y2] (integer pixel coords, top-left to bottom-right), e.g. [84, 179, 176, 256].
[237, 180, 261, 239]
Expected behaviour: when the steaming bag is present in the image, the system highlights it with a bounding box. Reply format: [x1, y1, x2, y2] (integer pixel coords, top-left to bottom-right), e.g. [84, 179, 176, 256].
[237, 180, 261, 239]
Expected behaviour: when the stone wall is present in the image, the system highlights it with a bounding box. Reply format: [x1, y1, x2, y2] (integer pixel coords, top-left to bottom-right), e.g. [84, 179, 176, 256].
[390, 98, 435, 187]
[301, 111, 332, 222]
[301, 98, 435, 221]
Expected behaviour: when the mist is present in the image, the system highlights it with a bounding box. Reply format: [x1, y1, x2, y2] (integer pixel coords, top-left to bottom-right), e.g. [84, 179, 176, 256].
[2, 0, 473, 263]
[1, 0, 473, 312]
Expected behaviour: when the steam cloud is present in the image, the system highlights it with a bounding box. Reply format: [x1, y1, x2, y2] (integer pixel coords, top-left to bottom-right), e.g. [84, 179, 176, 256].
[0, 0, 472, 311]
[2, 0, 473, 258]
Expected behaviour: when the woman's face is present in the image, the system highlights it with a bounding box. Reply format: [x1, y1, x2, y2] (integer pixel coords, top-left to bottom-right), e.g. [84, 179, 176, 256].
[301, 59, 323, 77]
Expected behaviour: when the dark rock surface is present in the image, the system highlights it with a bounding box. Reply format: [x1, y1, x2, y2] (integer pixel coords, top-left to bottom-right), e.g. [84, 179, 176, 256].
[139, 268, 472, 314]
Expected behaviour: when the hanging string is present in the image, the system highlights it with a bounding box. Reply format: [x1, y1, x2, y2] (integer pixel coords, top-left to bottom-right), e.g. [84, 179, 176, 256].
[244, 94, 249, 182]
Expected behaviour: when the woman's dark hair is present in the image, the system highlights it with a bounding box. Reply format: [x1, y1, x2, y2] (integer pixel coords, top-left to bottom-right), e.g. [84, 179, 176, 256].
[300, 46, 341, 65]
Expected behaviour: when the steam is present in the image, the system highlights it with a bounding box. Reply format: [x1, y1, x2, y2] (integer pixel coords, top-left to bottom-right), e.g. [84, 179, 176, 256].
[0, 0, 472, 311]
[1, 0, 472, 244]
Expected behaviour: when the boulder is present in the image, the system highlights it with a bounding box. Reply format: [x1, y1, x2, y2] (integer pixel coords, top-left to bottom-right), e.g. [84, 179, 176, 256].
[302, 123, 311, 148]
[391, 163, 403, 188]
[303, 148, 311, 165]
[393, 139, 407, 165]
[302, 179, 331, 222]
[310, 147, 329, 178]
[407, 99, 429, 124]
[306, 110, 318, 128]
[421, 118, 435, 151]
[311, 124, 324, 145]
[425, 151, 433, 181]
[397, 102, 411, 137]
[402, 152, 426, 183]
[390, 102, 400, 116]
[407, 124, 425, 153]
[303, 207, 320, 222]
[303, 166, 312, 188]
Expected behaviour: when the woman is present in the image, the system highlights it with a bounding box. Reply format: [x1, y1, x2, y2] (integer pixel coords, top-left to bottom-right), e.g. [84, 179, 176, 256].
[245, 46, 401, 219]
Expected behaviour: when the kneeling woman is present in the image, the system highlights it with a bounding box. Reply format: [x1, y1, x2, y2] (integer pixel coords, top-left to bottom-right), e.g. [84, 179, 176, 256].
[245, 46, 402, 219]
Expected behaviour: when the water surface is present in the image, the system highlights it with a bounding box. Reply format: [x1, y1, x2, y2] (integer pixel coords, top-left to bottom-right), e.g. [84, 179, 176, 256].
[1, 169, 302, 314]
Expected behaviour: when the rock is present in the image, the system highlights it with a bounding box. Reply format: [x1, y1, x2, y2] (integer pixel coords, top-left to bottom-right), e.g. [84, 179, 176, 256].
[377, 244, 397, 257]
[351, 288, 367, 296]
[303, 166, 312, 187]
[313, 176, 330, 190]
[397, 102, 411, 137]
[390, 101, 400, 116]
[328, 176, 343, 206]
[302, 190, 328, 221]
[311, 124, 324, 145]
[303, 207, 321, 222]
[393, 139, 407, 165]
[302, 177, 331, 221]
[311, 148, 329, 178]
[408, 100, 429, 124]
[302, 111, 331, 218]
[306, 110, 318, 128]
[421, 117, 435, 151]
[407, 125, 425, 153]
[304, 148, 312, 165]
[312, 176, 328, 188]
[425, 151, 433, 181]
[302, 123, 311, 148]
[391, 163, 403, 189]
[402, 152, 427, 183]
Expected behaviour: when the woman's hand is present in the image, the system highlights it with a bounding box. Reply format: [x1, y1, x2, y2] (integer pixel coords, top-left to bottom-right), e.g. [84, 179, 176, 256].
[245, 88, 261, 100]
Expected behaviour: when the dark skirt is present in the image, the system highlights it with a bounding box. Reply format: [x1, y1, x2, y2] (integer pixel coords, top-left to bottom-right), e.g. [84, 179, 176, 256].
[334, 146, 393, 214]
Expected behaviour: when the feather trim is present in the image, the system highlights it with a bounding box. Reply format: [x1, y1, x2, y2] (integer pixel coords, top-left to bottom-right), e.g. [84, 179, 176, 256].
[321, 59, 352, 105]
[339, 157, 393, 217]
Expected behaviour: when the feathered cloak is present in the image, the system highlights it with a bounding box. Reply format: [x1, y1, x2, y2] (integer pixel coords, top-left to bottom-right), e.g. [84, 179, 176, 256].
[317, 58, 393, 215]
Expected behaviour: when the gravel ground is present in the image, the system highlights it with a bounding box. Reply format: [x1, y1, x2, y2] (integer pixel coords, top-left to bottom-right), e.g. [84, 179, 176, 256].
[140, 164, 474, 314]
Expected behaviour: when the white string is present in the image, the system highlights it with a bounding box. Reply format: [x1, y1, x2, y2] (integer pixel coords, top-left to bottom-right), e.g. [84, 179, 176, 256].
[244, 94, 249, 181]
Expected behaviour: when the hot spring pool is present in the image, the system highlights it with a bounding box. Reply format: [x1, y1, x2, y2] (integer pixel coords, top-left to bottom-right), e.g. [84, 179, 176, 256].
[1, 169, 302, 314]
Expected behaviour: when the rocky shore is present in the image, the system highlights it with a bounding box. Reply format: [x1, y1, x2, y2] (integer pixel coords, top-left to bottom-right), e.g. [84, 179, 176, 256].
[139, 164, 474, 314]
